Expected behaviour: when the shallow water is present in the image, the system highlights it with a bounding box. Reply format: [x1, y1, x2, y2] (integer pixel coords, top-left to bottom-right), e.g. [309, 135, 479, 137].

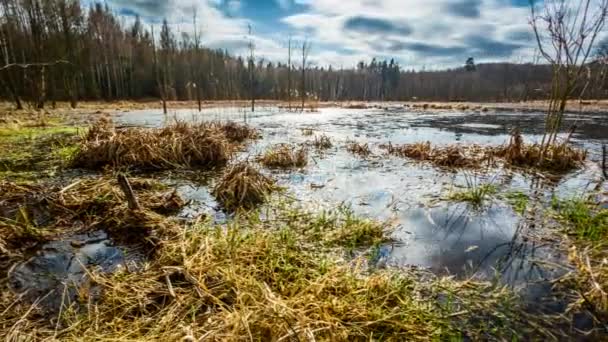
[114, 106, 607, 287]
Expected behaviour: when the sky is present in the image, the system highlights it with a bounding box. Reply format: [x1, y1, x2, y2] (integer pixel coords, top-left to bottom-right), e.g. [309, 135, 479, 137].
[98, 0, 540, 70]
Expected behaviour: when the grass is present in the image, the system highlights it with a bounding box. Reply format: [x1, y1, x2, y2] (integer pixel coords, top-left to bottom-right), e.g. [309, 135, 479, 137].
[382, 142, 495, 169]
[301, 128, 314, 136]
[212, 162, 278, 211]
[72, 117, 248, 171]
[346, 141, 372, 157]
[258, 144, 308, 168]
[504, 191, 529, 215]
[0, 198, 553, 341]
[496, 130, 586, 172]
[551, 196, 608, 328]
[311, 134, 332, 150]
[446, 175, 498, 207]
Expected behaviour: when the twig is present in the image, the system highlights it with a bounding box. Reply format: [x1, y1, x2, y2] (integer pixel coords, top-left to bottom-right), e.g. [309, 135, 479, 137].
[0, 60, 72, 72]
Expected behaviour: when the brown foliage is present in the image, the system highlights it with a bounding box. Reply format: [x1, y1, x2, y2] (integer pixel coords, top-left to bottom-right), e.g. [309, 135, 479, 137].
[258, 144, 308, 168]
[212, 162, 277, 211]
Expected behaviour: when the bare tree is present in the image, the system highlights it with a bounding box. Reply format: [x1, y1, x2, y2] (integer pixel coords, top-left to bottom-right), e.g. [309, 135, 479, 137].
[300, 39, 311, 111]
[247, 24, 255, 112]
[287, 36, 292, 110]
[529, 0, 608, 152]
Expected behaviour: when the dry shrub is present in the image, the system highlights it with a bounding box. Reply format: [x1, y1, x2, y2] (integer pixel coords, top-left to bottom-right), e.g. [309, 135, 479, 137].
[346, 141, 372, 157]
[258, 144, 308, 168]
[301, 128, 314, 136]
[496, 130, 586, 172]
[312, 134, 332, 149]
[72, 118, 255, 170]
[212, 162, 277, 211]
[382, 142, 494, 169]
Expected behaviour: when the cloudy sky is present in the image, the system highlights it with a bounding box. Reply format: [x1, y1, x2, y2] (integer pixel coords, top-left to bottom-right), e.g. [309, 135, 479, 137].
[98, 0, 539, 69]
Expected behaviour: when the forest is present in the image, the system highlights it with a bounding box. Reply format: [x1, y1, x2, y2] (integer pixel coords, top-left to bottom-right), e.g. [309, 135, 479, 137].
[1, 0, 607, 110]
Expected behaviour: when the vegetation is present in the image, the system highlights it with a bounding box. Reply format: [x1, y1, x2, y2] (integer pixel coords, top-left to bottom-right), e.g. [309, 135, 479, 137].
[504, 191, 529, 215]
[346, 141, 372, 157]
[258, 144, 308, 168]
[383, 142, 495, 169]
[0, 192, 556, 340]
[212, 162, 277, 211]
[552, 196, 608, 326]
[2, 1, 608, 109]
[447, 183, 498, 207]
[72, 117, 260, 170]
[496, 130, 586, 172]
[311, 134, 332, 150]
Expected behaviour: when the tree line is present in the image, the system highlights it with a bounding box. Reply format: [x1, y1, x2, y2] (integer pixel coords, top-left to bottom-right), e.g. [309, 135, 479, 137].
[1, 0, 607, 110]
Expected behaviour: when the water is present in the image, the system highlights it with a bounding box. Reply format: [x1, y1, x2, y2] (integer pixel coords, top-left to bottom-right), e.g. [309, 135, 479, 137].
[113, 106, 608, 287]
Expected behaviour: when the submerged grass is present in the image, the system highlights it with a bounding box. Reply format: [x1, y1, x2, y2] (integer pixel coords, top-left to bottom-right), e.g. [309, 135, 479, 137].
[258, 143, 308, 168]
[504, 190, 529, 215]
[212, 162, 278, 211]
[72, 117, 258, 171]
[0, 198, 553, 340]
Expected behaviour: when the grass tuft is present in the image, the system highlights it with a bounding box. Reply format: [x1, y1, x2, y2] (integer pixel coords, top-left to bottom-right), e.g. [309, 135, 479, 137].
[346, 141, 372, 157]
[212, 162, 278, 211]
[312, 134, 332, 150]
[72, 117, 251, 170]
[258, 144, 308, 168]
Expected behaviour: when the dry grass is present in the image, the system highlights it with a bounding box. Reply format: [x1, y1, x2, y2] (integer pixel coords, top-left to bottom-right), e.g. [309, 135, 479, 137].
[72, 117, 259, 170]
[496, 130, 586, 172]
[212, 162, 277, 211]
[346, 141, 372, 157]
[0, 200, 553, 341]
[301, 128, 315, 136]
[312, 134, 332, 150]
[258, 144, 308, 168]
[382, 142, 495, 169]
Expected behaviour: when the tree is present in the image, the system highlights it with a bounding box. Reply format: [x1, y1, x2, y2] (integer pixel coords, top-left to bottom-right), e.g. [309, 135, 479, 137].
[465, 57, 476, 72]
[530, 0, 608, 151]
[300, 40, 311, 111]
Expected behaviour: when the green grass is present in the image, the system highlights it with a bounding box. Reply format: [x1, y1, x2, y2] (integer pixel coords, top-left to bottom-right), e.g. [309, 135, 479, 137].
[504, 191, 529, 215]
[552, 197, 608, 241]
[447, 183, 498, 207]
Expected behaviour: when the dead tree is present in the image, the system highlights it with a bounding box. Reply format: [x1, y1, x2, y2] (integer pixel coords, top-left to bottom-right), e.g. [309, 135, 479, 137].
[248, 25, 256, 112]
[300, 40, 311, 111]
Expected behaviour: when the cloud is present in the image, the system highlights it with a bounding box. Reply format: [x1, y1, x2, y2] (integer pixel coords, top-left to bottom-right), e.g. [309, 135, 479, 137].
[343, 16, 412, 36]
[444, 0, 482, 18]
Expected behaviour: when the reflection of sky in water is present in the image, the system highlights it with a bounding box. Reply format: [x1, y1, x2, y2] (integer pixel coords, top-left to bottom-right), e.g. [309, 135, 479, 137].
[114, 107, 607, 285]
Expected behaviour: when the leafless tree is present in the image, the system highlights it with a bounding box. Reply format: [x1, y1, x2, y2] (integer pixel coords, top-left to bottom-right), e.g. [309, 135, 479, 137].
[529, 0, 608, 152]
[300, 39, 311, 111]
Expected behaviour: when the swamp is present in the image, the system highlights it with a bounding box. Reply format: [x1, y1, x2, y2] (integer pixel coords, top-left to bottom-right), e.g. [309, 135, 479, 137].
[0, 103, 606, 340]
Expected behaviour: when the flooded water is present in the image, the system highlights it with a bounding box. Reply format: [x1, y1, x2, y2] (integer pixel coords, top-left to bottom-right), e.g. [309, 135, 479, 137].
[114, 106, 608, 288]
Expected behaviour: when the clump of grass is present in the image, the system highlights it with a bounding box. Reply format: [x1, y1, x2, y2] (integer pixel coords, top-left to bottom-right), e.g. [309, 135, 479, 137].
[496, 130, 586, 172]
[346, 141, 372, 157]
[311, 134, 332, 150]
[0, 201, 552, 340]
[212, 162, 277, 211]
[383, 142, 495, 169]
[446, 175, 498, 207]
[73, 118, 238, 170]
[258, 144, 308, 168]
[215, 120, 260, 142]
[301, 128, 314, 136]
[552, 197, 608, 241]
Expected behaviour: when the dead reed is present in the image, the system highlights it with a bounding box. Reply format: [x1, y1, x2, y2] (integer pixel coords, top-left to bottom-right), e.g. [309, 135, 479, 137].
[382, 142, 495, 169]
[73, 118, 258, 170]
[496, 130, 586, 172]
[346, 141, 372, 157]
[212, 162, 277, 211]
[258, 144, 308, 168]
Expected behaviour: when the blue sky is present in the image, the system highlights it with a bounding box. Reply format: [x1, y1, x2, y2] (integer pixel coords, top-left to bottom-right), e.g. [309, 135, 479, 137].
[100, 0, 541, 69]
